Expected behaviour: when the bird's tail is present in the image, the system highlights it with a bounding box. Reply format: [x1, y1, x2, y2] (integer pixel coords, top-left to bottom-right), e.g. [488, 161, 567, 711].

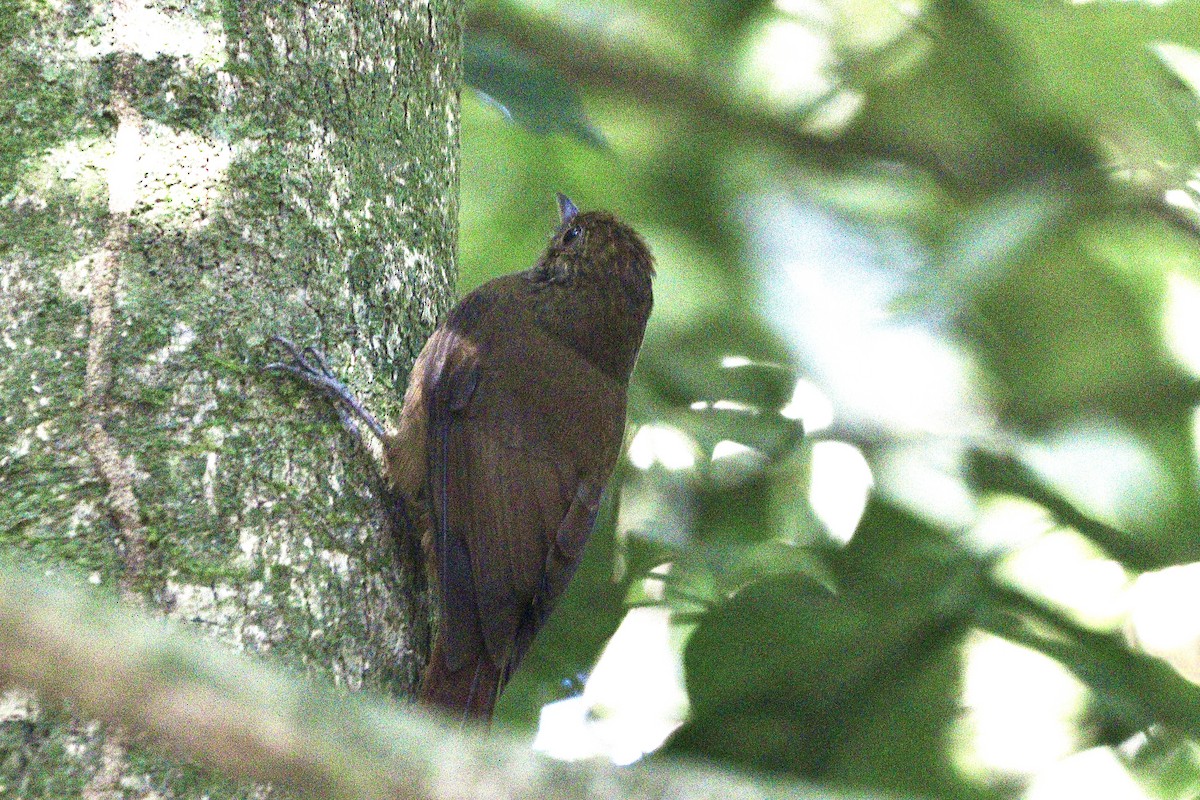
[419, 637, 502, 722]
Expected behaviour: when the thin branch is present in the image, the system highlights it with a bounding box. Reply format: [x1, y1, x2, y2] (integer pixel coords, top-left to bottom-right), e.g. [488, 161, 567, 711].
[466, 2, 1028, 191]
[83, 0, 147, 599]
[0, 562, 834, 800]
[468, 2, 1200, 233]
[466, 3, 905, 171]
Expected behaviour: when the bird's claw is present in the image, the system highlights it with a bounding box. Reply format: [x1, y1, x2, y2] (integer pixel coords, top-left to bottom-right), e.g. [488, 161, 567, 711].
[265, 336, 386, 441]
[266, 336, 336, 382]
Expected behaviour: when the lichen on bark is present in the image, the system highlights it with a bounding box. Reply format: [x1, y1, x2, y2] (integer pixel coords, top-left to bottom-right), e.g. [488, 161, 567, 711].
[0, 0, 460, 795]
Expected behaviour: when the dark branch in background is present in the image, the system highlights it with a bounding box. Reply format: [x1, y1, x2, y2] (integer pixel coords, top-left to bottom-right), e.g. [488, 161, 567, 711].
[462, 2, 1059, 193]
[467, 2, 1200, 234]
[465, 3, 910, 172]
[0, 562, 840, 800]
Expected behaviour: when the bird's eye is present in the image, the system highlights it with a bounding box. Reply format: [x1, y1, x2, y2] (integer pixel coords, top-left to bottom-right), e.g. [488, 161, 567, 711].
[561, 225, 582, 246]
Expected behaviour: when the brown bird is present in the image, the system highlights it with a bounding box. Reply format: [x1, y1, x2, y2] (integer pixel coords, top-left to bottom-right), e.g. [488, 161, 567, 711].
[269, 194, 654, 720]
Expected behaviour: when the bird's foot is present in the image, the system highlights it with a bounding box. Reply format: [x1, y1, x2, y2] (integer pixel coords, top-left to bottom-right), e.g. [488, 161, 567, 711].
[265, 336, 387, 442]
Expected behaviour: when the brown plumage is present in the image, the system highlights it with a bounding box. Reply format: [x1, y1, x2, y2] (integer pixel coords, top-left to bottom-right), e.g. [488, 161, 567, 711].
[383, 195, 654, 720]
[268, 196, 653, 720]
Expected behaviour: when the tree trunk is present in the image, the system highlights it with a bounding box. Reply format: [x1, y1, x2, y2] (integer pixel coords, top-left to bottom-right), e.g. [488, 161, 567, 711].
[0, 0, 458, 795]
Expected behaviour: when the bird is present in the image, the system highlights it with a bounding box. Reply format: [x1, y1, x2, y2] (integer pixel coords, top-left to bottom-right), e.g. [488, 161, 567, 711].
[269, 193, 654, 720]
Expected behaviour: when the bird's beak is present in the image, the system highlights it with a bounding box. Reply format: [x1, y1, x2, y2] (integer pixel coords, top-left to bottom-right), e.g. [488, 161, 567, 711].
[557, 192, 579, 226]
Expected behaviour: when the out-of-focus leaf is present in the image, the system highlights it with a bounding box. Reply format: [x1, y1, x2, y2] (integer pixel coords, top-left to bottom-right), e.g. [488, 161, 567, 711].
[643, 405, 802, 480]
[1124, 729, 1200, 800]
[685, 0, 773, 36]
[846, 0, 1200, 192]
[981, 584, 1200, 743]
[901, 176, 1083, 321]
[833, 498, 978, 605]
[669, 575, 982, 795]
[842, 5, 1033, 190]
[689, 476, 773, 544]
[667, 501, 987, 798]
[636, 315, 803, 482]
[464, 30, 604, 145]
[966, 449, 1153, 569]
[722, 540, 835, 592]
[963, 207, 1186, 428]
[664, 539, 833, 612]
[955, 206, 1200, 566]
[1131, 412, 1200, 567]
[620, 314, 807, 595]
[1089, 206, 1200, 286]
[965, 0, 1200, 182]
[639, 315, 796, 410]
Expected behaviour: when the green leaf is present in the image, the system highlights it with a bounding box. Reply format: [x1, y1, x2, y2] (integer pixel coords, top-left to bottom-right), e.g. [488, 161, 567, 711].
[965, 0, 1200, 180]
[845, 16, 1027, 190]
[636, 314, 804, 480]
[966, 449, 1153, 569]
[963, 207, 1187, 427]
[667, 501, 988, 797]
[464, 30, 604, 145]
[669, 570, 985, 796]
[981, 583, 1200, 743]
[846, 0, 1200, 191]
[1124, 729, 1200, 800]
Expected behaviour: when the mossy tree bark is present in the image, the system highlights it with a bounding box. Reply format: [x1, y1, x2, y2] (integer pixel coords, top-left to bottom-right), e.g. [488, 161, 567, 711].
[0, 0, 458, 795]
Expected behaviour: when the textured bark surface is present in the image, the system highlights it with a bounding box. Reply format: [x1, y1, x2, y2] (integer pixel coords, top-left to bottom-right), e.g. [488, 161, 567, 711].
[0, 0, 459, 794]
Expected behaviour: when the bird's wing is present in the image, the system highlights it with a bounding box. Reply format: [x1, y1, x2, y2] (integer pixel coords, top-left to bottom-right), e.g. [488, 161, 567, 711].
[438, 418, 580, 674]
[424, 320, 612, 677]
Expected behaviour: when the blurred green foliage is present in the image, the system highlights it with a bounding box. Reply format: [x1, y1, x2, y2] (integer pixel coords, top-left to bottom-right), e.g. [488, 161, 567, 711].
[464, 0, 1200, 796]
[465, 31, 603, 144]
[6, 0, 1200, 794]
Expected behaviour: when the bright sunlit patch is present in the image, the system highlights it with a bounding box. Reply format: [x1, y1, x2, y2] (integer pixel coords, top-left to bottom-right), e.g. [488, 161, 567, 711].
[804, 88, 864, 135]
[1163, 188, 1200, 218]
[533, 697, 596, 761]
[147, 322, 197, 365]
[532, 602, 689, 765]
[721, 355, 753, 368]
[1154, 43, 1200, 97]
[858, 327, 984, 436]
[1024, 419, 1169, 533]
[740, 18, 832, 110]
[953, 632, 1087, 782]
[970, 495, 1055, 553]
[1163, 272, 1200, 377]
[773, 0, 829, 19]
[96, 0, 224, 63]
[874, 441, 978, 531]
[808, 441, 871, 544]
[750, 192, 995, 441]
[804, 0, 920, 52]
[1024, 747, 1148, 800]
[710, 441, 768, 486]
[712, 440, 754, 461]
[108, 117, 142, 216]
[779, 378, 834, 432]
[711, 399, 759, 414]
[627, 425, 699, 471]
[996, 528, 1132, 631]
[1126, 562, 1200, 685]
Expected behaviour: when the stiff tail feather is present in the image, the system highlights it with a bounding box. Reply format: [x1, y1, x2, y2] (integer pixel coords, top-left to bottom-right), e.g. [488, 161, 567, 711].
[419, 637, 503, 721]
